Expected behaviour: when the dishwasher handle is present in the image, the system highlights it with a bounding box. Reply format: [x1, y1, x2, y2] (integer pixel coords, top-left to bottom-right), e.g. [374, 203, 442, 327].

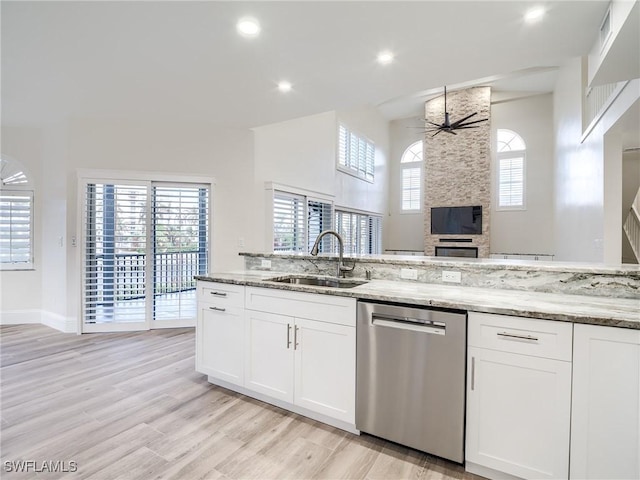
[372, 314, 446, 335]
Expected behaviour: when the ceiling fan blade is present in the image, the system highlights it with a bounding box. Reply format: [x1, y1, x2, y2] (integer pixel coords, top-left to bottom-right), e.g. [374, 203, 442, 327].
[445, 129, 457, 135]
[454, 125, 483, 130]
[455, 118, 489, 128]
[450, 112, 477, 128]
[427, 121, 444, 128]
[431, 129, 443, 137]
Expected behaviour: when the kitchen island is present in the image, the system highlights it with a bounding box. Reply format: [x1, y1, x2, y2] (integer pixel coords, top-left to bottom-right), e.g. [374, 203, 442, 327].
[195, 254, 639, 480]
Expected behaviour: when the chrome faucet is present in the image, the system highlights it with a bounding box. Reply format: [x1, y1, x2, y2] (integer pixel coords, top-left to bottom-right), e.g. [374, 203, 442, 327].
[310, 230, 355, 278]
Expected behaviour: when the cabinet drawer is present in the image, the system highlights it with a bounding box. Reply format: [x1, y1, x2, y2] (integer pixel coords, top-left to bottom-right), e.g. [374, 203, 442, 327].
[197, 281, 245, 308]
[245, 287, 356, 327]
[468, 312, 572, 361]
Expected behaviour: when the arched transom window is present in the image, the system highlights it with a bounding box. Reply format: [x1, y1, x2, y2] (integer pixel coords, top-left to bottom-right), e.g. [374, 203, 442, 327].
[401, 141, 423, 212]
[497, 129, 526, 209]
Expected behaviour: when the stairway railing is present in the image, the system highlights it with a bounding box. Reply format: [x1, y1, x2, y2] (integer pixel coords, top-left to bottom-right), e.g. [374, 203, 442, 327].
[623, 188, 640, 262]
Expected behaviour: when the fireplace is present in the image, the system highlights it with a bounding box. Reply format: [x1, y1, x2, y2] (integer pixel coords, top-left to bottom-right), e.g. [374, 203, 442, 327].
[435, 246, 478, 258]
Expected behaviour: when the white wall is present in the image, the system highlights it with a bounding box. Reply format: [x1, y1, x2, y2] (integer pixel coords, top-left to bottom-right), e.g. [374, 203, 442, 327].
[385, 117, 424, 252]
[2, 117, 254, 332]
[253, 107, 389, 251]
[491, 94, 555, 256]
[554, 56, 640, 262]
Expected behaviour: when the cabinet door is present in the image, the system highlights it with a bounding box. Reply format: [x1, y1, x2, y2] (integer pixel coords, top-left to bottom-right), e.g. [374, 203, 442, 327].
[466, 346, 571, 479]
[570, 325, 640, 480]
[293, 317, 355, 423]
[244, 310, 294, 402]
[196, 305, 244, 386]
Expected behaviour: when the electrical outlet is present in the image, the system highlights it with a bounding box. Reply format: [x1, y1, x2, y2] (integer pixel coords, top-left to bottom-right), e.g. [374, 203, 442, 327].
[442, 270, 462, 283]
[71, 236, 77, 247]
[261, 259, 272, 269]
[238, 237, 245, 248]
[400, 268, 418, 280]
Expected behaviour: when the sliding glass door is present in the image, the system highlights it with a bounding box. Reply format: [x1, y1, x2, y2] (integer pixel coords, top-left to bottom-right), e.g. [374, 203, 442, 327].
[81, 179, 209, 333]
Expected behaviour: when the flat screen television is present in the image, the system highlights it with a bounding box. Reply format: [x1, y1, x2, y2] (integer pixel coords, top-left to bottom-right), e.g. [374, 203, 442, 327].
[431, 206, 482, 235]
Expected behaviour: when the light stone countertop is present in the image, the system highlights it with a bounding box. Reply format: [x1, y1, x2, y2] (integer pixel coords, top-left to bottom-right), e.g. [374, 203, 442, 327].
[195, 271, 640, 330]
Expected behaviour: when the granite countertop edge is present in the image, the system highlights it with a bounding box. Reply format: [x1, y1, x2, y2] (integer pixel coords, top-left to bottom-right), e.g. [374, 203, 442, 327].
[239, 252, 640, 276]
[195, 273, 640, 330]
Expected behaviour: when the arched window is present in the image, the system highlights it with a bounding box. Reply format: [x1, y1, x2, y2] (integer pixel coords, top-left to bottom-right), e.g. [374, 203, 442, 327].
[0, 156, 34, 269]
[401, 141, 423, 211]
[497, 129, 526, 209]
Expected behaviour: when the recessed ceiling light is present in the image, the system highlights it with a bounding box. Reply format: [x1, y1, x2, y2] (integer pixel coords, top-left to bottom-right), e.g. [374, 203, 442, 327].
[278, 81, 292, 93]
[524, 7, 545, 23]
[237, 17, 260, 37]
[377, 51, 394, 65]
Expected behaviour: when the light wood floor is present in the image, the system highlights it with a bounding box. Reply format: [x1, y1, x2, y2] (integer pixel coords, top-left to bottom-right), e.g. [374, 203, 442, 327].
[1, 324, 485, 480]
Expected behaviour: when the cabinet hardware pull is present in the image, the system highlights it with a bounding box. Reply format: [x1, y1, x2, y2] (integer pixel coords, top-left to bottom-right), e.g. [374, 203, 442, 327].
[471, 357, 475, 391]
[287, 324, 292, 349]
[294, 325, 299, 350]
[209, 291, 227, 297]
[497, 331, 539, 342]
[208, 306, 226, 312]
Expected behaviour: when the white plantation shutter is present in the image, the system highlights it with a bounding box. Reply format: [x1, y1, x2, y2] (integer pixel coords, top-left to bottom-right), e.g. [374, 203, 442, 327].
[401, 141, 423, 212]
[497, 129, 526, 209]
[0, 190, 33, 268]
[152, 184, 209, 321]
[499, 156, 525, 207]
[334, 208, 382, 255]
[84, 183, 148, 324]
[307, 198, 333, 252]
[273, 191, 306, 252]
[402, 167, 421, 210]
[83, 179, 211, 329]
[338, 124, 375, 181]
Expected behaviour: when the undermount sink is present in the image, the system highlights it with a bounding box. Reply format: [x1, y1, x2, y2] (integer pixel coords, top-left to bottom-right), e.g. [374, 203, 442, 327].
[265, 275, 367, 289]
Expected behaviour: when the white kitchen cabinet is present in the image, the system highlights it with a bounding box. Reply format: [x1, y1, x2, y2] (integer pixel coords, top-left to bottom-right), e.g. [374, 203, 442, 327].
[195, 281, 245, 386]
[570, 324, 640, 480]
[466, 312, 573, 480]
[244, 309, 294, 401]
[293, 317, 355, 423]
[244, 286, 356, 426]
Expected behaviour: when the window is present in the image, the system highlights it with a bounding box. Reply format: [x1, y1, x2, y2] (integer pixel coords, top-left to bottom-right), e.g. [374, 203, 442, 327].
[338, 124, 375, 182]
[497, 129, 526, 209]
[272, 190, 333, 253]
[0, 157, 33, 270]
[334, 209, 382, 255]
[401, 141, 423, 211]
[82, 178, 210, 331]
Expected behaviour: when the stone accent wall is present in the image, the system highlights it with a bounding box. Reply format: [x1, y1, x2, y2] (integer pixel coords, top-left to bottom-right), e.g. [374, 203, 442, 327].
[424, 87, 491, 257]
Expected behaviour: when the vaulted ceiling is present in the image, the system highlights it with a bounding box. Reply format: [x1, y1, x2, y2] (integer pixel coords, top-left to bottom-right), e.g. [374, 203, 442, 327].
[2, 1, 611, 128]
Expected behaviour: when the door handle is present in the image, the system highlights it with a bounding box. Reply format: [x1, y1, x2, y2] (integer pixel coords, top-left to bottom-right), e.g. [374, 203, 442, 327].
[209, 291, 227, 297]
[286, 324, 292, 349]
[294, 325, 299, 350]
[471, 356, 475, 391]
[208, 306, 226, 312]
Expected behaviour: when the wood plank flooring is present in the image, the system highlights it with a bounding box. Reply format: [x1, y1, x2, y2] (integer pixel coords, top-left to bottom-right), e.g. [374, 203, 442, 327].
[0, 324, 485, 480]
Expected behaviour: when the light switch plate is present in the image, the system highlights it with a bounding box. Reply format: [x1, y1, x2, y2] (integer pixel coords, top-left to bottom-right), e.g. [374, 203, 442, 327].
[442, 270, 462, 283]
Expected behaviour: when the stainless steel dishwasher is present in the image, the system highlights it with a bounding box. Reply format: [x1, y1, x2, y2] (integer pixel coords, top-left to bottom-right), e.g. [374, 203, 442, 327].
[356, 301, 467, 463]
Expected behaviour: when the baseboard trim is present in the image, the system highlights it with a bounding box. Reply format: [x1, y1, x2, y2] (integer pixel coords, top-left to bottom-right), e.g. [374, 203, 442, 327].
[1, 309, 76, 334]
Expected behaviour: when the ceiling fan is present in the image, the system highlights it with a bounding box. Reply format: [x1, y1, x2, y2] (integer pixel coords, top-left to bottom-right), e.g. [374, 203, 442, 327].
[425, 86, 488, 136]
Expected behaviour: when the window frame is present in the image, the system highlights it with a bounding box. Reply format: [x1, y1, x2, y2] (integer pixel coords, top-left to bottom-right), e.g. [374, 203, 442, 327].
[400, 140, 423, 213]
[1, 156, 35, 271]
[496, 129, 527, 211]
[337, 123, 375, 183]
[267, 183, 334, 254]
[334, 207, 383, 255]
[0, 189, 35, 270]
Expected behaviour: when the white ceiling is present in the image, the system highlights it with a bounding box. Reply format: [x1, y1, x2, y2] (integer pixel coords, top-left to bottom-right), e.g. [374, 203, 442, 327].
[2, 1, 612, 129]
